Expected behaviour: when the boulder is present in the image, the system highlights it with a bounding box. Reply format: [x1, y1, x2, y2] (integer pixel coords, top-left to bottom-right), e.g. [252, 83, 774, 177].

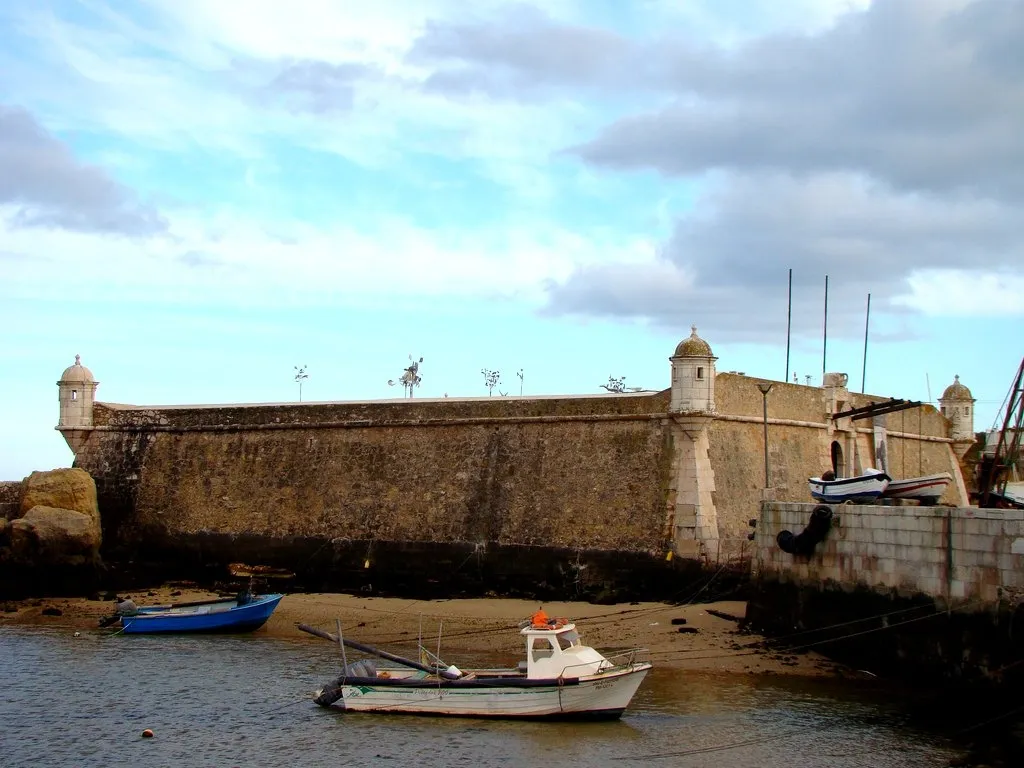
[8, 505, 102, 566]
[20, 468, 99, 530]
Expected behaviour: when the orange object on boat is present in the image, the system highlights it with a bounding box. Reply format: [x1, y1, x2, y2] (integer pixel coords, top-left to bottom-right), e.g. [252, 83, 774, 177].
[531, 609, 549, 628]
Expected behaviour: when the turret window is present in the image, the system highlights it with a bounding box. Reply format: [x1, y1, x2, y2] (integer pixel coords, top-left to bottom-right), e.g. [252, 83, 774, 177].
[696, 367, 704, 380]
[71, 390, 77, 401]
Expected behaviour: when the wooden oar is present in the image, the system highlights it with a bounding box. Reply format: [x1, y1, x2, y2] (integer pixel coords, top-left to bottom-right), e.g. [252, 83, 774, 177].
[298, 623, 461, 680]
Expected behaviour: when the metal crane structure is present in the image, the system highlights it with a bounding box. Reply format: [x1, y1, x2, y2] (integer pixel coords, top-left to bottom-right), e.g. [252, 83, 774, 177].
[978, 356, 1024, 508]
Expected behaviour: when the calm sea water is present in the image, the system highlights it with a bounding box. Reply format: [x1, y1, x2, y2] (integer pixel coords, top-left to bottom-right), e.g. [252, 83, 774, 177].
[1, 625, 960, 767]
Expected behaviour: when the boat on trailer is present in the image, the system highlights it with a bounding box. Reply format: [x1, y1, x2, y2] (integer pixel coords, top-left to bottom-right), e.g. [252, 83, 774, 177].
[301, 612, 651, 720]
[107, 592, 283, 634]
[808, 468, 891, 503]
[881, 472, 952, 504]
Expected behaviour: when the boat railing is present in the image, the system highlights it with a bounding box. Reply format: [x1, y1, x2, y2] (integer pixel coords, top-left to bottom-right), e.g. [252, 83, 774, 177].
[560, 648, 650, 677]
[601, 648, 649, 669]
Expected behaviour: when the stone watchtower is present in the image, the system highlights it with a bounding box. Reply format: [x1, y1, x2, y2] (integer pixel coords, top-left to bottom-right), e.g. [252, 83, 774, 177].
[939, 375, 976, 459]
[57, 354, 98, 454]
[667, 326, 719, 558]
[670, 325, 717, 412]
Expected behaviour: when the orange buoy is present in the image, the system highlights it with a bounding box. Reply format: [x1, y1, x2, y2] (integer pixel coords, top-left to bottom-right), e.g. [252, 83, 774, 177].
[141, 729, 154, 738]
[531, 609, 549, 628]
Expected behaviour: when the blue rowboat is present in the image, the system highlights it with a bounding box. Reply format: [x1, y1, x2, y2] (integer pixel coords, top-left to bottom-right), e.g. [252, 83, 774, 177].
[117, 593, 283, 635]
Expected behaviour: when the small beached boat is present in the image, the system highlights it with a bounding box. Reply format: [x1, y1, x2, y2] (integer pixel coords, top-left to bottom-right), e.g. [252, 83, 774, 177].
[882, 472, 952, 504]
[808, 468, 891, 503]
[302, 611, 651, 720]
[109, 592, 283, 635]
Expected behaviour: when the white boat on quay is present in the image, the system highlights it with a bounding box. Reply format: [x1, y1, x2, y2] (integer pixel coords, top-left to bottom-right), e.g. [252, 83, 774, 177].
[301, 613, 651, 720]
[881, 472, 952, 504]
[808, 468, 891, 503]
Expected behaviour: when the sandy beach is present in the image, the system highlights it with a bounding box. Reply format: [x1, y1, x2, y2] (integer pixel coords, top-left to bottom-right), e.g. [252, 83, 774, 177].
[1, 585, 840, 676]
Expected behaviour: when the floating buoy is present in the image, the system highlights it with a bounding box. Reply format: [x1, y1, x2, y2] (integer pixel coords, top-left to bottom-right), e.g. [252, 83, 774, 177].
[141, 729, 154, 738]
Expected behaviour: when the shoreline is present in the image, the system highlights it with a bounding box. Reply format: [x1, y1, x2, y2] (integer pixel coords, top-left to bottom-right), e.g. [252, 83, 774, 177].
[0, 585, 842, 677]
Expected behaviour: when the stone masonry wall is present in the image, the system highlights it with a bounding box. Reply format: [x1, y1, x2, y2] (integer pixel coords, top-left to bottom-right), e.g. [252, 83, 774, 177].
[747, 501, 1024, 685]
[710, 375, 963, 555]
[75, 393, 675, 558]
[71, 376, 965, 571]
[754, 502, 1024, 604]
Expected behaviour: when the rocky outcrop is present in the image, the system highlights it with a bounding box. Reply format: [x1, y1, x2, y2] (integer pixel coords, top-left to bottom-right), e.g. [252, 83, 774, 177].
[0, 481, 19, 521]
[20, 469, 100, 530]
[0, 468, 102, 576]
[8, 506, 102, 566]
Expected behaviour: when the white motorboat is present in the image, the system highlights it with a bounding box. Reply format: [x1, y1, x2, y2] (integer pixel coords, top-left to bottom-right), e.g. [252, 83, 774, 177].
[808, 468, 890, 503]
[881, 472, 952, 504]
[302, 612, 651, 720]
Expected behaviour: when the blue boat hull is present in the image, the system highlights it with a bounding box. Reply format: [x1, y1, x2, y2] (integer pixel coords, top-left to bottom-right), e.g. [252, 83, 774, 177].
[119, 594, 283, 635]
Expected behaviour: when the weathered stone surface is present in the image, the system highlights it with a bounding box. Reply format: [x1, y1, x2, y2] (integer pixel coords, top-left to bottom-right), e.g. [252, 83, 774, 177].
[62, 375, 963, 585]
[0, 481, 20, 521]
[8, 505, 102, 565]
[19, 468, 100, 529]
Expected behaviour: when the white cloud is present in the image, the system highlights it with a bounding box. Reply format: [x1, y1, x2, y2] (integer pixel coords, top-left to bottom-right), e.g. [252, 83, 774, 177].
[896, 270, 1024, 316]
[0, 204, 649, 307]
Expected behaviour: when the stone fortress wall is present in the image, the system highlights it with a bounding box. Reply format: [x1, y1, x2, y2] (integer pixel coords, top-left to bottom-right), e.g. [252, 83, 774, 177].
[77, 393, 674, 555]
[50, 333, 972, 594]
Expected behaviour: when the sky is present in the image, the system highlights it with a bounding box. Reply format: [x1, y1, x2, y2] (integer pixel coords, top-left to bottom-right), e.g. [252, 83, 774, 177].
[1, 0, 1021, 480]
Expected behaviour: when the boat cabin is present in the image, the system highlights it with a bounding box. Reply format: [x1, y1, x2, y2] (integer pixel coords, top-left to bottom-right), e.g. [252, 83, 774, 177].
[520, 623, 612, 679]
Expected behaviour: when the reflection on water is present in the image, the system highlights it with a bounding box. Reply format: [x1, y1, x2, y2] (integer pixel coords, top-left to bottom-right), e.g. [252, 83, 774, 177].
[1, 626, 959, 767]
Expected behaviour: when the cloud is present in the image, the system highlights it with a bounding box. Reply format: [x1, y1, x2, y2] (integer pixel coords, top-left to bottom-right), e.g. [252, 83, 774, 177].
[0, 105, 166, 235]
[408, 5, 631, 98]
[571, 0, 1024, 200]
[263, 60, 377, 114]
[536, 0, 1024, 336]
[545, 172, 1024, 341]
[177, 249, 225, 268]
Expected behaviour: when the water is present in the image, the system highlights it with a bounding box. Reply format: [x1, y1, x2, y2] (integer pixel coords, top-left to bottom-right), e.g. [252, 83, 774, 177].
[1, 626, 959, 767]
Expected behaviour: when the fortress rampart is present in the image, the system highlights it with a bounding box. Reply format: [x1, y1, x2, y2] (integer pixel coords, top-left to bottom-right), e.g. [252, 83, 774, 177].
[49, 334, 972, 597]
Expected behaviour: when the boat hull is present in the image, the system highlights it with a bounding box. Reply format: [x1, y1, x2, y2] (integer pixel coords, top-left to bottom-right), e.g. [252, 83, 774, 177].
[881, 473, 952, 502]
[328, 664, 651, 719]
[119, 594, 283, 635]
[808, 473, 890, 503]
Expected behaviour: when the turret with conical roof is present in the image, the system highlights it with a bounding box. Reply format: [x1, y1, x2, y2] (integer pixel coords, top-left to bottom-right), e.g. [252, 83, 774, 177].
[670, 325, 717, 413]
[938, 374, 975, 443]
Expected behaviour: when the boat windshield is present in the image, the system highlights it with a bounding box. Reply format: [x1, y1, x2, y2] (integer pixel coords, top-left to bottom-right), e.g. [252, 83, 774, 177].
[556, 630, 580, 650]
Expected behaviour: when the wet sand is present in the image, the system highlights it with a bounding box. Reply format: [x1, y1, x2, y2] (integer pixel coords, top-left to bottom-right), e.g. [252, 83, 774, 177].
[1, 586, 840, 676]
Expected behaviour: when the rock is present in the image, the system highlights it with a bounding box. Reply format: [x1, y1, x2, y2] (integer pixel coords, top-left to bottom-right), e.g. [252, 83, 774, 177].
[8, 506, 102, 566]
[19, 469, 100, 532]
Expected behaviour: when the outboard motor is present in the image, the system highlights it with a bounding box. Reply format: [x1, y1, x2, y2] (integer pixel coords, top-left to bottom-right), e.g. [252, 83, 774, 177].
[777, 506, 834, 556]
[314, 659, 379, 707]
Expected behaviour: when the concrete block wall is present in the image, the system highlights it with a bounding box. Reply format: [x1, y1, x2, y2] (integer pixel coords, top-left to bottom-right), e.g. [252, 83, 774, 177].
[755, 502, 1024, 606]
